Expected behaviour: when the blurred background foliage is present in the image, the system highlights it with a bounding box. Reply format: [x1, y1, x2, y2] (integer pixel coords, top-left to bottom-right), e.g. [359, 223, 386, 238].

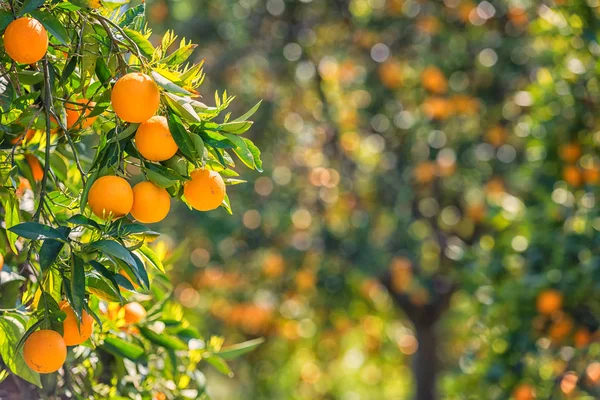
[144, 0, 599, 399]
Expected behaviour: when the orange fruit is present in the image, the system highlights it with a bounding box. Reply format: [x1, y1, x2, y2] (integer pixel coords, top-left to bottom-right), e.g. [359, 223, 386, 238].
[183, 168, 226, 211]
[87, 175, 134, 219]
[130, 181, 171, 223]
[378, 61, 403, 89]
[0, 253, 3, 268]
[414, 161, 438, 184]
[562, 166, 581, 186]
[135, 116, 178, 161]
[59, 300, 94, 346]
[3, 17, 48, 64]
[423, 97, 453, 120]
[582, 165, 599, 185]
[574, 328, 591, 348]
[486, 125, 508, 147]
[123, 302, 147, 324]
[66, 99, 97, 129]
[586, 362, 600, 385]
[559, 143, 581, 163]
[536, 289, 562, 315]
[25, 154, 44, 181]
[23, 330, 67, 374]
[421, 66, 447, 94]
[512, 383, 536, 400]
[111, 72, 160, 123]
[549, 313, 573, 343]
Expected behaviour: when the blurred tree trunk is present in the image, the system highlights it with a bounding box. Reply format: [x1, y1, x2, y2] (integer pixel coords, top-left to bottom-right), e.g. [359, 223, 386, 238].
[381, 273, 453, 400]
[413, 323, 438, 400]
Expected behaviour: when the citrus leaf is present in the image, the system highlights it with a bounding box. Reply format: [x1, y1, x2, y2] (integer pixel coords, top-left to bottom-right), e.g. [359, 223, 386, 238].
[89, 240, 137, 267]
[139, 326, 187, 350]
[30, 10, 69, 46]
[9, 222, 67, 241]
[102, 336, 145, 361]
[216, 337, 265, 360]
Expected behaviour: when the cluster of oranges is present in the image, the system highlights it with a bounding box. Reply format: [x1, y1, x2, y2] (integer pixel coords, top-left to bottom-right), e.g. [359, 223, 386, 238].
[2, 17, 227, 222]
[535, 289, 596, 347]
[559, 142, 599, 187]
[86, 71, 226, 223]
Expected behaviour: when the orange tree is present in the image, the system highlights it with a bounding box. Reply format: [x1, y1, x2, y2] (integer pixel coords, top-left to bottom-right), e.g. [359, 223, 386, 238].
[0, 0, 264, 398]
[159, 0, 599, 399]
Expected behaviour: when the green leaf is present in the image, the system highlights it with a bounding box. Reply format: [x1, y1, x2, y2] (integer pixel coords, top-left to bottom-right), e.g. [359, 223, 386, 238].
[223, 133, 255, 170]
[243, 138, 263, 172]
[0, 272, 25, 309]
[67, 214, 101, 230]
[123, 28, 155, 58]
[164, 92, 201, 123]
[151, 70, 192, 96]
[87, 274, 121, 303]
[16, 71, 44, 85]
[30, 10, 69, 45]
[128, 252, 150, 289]
[39, 239, 66, 272]
[167, 113, 197, 162]
[18, 0, 45, 16]
[60, 56, 78, 86]
[233, 100, 262, 122]
[0, 10, 13, 31]
[162, 42, 197, 66]
[0, 316, 42, 388]
[146, 168, 178, 189]
[136, 245, 164, 273]
[71, 256, 85, 320]
[192, 135, 205, 163]
[89, 240, 137, 267]
[118, 3, 146, 29]
[102, 336, 145, 361]
[4, 194, 21, 254]
[9, 222, 67, 241]
[139, 326, 187, 350]
[205, 355, 233, 377]
[219, 121, 253, 135]
[216, 337, 265, 360]
[95, 57, 112, 85]
[89, 260, 122, 300]
[80, 170, 98, 214]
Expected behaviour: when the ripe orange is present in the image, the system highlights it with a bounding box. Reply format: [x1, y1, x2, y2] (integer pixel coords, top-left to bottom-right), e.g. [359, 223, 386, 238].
[574, 328, 591, 348]
[582, 165, 599, 185]
[562, 166, 581, 187]
[87, 175, 134, 219]
[25, 154, 44, 181]
[413, 161, 438, 184]
[183, 168, 226, 211]
[536, 289, 562, 315]
[559, 143, 581, 163]
[130, 181, 171, 223]
[378, 61, 403, 89]
[549, 313, 573, 343]
[66, 99, 97, 129]
[59, 300, 94, 346]
[16, 176, 31, 198]
[421, 66, 447, 94]
[135, 116, 178, 161]
[423, 97, 453, 120]
[0, 253, 3, 268]
[23, 330, 67, 374]
[123, 302, 147, 324]
[3, 17, 48, 64]
[111, 72, 160, 123]
[512, 383, 536, 400]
